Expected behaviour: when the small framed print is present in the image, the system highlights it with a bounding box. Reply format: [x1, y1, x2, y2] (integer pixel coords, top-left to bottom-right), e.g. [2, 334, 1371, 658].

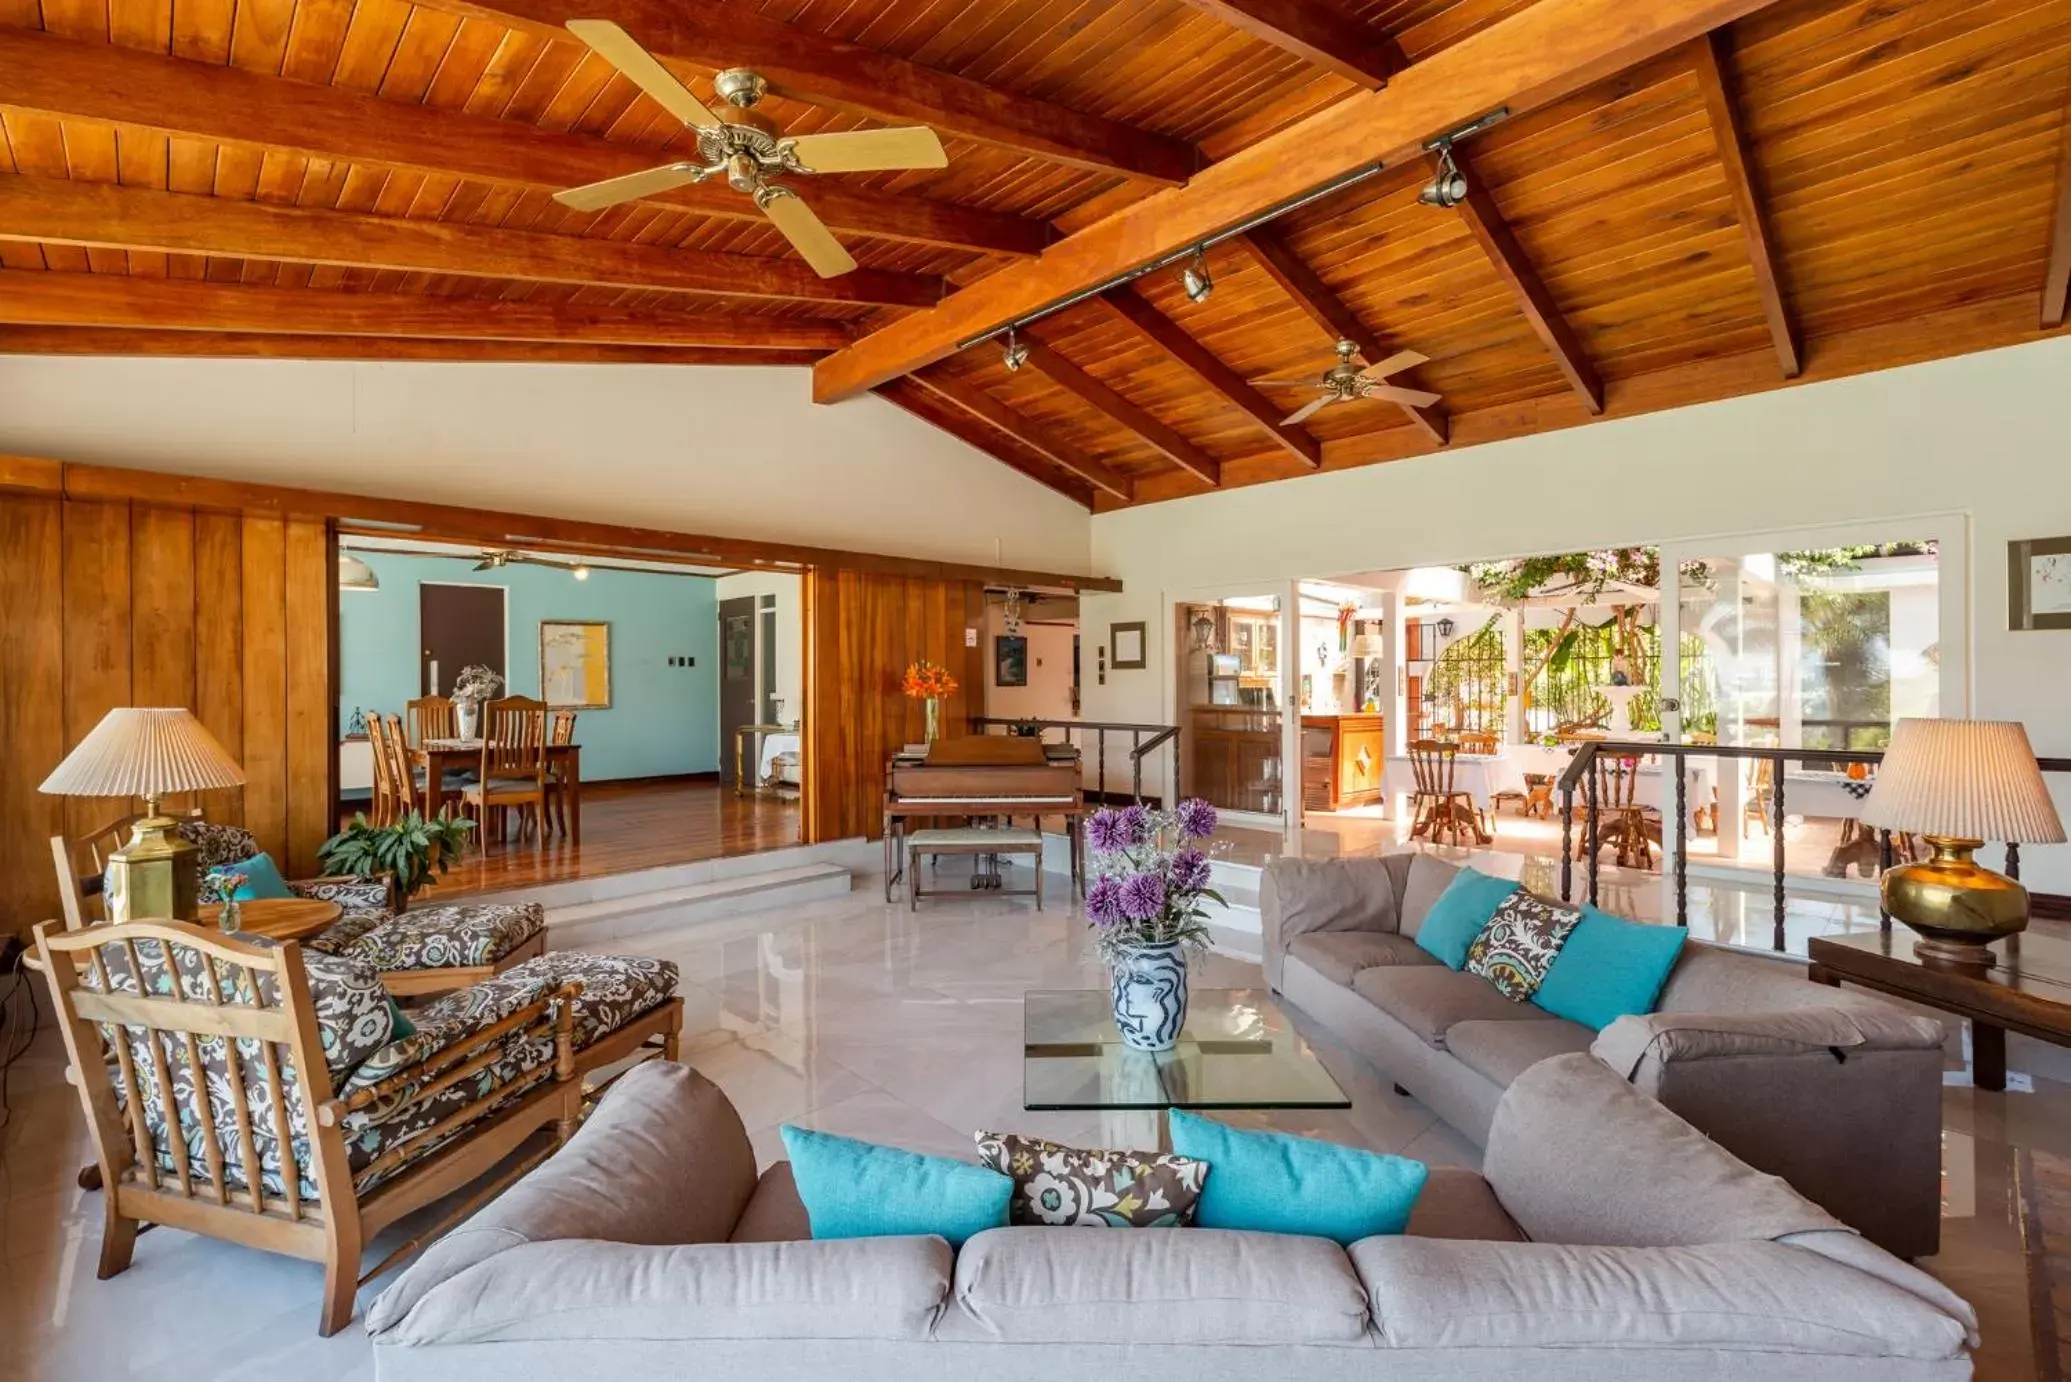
[1110, 621, 1147, 670]
[2009, 537, 2071, 631]
[994, 634, 1029, 688]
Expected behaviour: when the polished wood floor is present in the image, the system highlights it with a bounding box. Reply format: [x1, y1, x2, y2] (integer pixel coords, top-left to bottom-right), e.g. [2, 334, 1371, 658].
[379, 779, 802, 897]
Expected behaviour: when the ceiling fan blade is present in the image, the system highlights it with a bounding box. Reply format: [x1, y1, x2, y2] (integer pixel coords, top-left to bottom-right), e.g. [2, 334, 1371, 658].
[1357, 349, 1430, 381]
[758, 190, 857, 278]
[1363, 384, 1443, 408]
[786, 127, 948, 174]
[1250, 377, 1324, 387]
[1282, 395, 1334, 426]
[553, 162, 705, 213]
[565, 20, 721, 129]
[471, 559, 494, 571]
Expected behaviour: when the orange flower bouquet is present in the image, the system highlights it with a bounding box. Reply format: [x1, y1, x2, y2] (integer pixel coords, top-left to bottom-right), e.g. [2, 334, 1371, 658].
[901, 659, 958, 742]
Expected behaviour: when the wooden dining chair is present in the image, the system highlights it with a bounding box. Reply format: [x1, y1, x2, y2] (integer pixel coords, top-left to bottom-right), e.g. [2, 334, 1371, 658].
[404, 696, 456, 748]
[381, 714, 427, 820]
[1408, 739, 1484, 847]
[364, 715, 400, 828]
[1458, 729, 1499, 756]
[1574, 754, 1660, 871]
[545, 711, 578, 837]
[465, 698, 547, 844]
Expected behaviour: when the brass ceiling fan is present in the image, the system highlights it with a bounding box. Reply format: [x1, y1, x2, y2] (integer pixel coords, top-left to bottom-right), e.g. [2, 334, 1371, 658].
[550, 20, 949, 278]
[473, 549, 591, 580]
[1254, 339, 1441, 425]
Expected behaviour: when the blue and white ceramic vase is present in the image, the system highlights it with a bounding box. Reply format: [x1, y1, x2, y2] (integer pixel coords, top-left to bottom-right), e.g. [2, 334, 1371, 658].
[1110, 941, 1189, 1052]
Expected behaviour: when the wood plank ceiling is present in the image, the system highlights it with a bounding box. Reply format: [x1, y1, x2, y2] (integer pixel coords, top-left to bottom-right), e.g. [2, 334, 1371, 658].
[2, 0, 2068, 510]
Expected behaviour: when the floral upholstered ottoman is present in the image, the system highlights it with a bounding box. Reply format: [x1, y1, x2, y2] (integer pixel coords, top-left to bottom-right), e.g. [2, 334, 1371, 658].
[334, 902, 551, 997]
[408, 950, 683, 1083]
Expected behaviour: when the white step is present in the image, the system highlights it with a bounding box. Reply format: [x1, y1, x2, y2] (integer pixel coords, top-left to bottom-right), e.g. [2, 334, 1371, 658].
[544, 863, 853, 946]
[447, 838, 873, 912]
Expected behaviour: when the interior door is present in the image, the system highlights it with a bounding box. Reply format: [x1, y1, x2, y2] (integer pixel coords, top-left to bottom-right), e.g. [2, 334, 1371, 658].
[720, 595, 758, 784]
[420, 584, 506, 698]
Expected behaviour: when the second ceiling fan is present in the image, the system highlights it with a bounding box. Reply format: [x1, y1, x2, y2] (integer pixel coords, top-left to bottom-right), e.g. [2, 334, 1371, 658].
[551, 20, 950, 278]
[1255, 340, 1442, 425]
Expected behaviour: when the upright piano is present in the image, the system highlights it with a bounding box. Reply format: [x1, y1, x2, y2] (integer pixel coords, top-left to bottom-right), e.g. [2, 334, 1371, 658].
[882, 736, 1084, 899]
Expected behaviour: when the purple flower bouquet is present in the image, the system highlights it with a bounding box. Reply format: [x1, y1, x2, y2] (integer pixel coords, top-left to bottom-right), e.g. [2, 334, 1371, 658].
[1084, 798, 1222, 1050]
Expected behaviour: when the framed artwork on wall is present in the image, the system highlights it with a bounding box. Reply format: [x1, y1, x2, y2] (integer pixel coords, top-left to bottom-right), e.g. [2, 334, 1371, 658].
[2010, 536, 2071, 630]
[1110, 621, 1147, 670]
[541, 620, 612, 708]
[995, 634, 1029, 688]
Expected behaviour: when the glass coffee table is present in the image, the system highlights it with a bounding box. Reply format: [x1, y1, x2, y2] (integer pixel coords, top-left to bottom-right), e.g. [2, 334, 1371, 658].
[1023, 987, 1349, 1149]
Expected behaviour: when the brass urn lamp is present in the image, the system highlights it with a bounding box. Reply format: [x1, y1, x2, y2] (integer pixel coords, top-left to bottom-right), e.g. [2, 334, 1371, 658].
[1857, 718, 2065, 966]
[39, 708, 249, 923]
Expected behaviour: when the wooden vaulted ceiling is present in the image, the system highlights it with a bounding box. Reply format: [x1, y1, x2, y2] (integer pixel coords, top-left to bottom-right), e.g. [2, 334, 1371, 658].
[1, 0, 2069, 510]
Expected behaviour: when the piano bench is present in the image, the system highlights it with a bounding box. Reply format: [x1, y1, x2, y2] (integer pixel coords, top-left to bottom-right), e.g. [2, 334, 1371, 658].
[905, 828, 1044, 912]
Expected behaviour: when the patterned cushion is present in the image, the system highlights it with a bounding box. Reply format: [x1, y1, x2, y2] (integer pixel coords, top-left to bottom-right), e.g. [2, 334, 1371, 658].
[337, 902, 545, 971]
[1465, 892, 1583, 1002]
[183, 821, 262, 903]
[976, 1131, 1207, 1227]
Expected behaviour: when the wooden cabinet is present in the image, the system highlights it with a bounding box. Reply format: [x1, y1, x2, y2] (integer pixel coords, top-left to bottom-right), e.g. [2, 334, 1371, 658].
[1301, 714, 1385, 812]
[1189, 707, 1282, 816]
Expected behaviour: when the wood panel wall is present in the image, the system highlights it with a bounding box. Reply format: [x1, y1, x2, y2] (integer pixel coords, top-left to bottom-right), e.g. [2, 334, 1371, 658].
[0, 492, 335, 937]
[802, 569, 987, 843]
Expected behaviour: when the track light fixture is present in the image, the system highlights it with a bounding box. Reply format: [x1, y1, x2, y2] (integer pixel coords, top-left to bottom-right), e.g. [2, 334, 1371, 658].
[1179, 247, 1213, 303]
[1419, 141, 1467, 209]
[1001, 326, 1030, 372]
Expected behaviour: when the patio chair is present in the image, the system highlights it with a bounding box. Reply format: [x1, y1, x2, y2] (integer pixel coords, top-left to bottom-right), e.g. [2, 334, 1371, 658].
[1408, 739, 1486, 846]
[1572, 753, 1660, 870]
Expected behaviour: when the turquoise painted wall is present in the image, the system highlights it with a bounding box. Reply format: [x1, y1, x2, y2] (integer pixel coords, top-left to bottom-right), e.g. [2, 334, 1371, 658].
[338, 552, 719, 782]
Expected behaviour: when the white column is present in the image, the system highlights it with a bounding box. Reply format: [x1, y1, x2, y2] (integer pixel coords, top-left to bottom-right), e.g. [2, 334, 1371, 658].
[1778, 574, 1804, 749]
[1712, 565, 1746, 862]
[1502, 609, 1526, 748]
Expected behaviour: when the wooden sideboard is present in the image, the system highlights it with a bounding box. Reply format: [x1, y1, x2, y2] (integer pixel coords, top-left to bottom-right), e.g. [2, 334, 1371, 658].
[1301, 714, 1386, 812]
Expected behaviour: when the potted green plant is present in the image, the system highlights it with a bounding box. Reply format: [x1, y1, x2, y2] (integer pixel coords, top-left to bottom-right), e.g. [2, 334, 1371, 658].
[318, 811, 474, 908]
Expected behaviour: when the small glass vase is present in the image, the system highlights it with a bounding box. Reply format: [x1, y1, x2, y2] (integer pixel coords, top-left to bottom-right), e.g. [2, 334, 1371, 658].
[924, 696, 943, 744]
[1110, 940, 1189, 1053]
[217, 896, 242, 934]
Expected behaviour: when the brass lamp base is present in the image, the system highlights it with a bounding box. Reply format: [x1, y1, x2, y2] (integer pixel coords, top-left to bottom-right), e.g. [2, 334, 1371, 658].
[1881, 836, 2028, 968]
[104, 797, 199, 923]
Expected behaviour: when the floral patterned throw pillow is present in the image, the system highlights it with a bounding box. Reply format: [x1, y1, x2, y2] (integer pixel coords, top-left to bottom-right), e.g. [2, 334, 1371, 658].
[975, 1131, 1208, 1228]
[1465, 892, 1582, 1002]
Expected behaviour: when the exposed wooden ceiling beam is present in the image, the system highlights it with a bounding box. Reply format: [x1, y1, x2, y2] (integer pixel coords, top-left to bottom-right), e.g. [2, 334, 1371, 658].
[1441, 147, 1602, 414]
[1690, 32, 1799, 379]
[1236, 228, 1448, 445]
[874, 379, 1096, 509]
[0, 26, 1047, 260]
[0, 273, 851, 350]
[2044, 90, 2071, 329]
[813, 0, 1783, 402]
[1097, 289, 1322, 467]
[1171, 0, 1407, 88]
[0, 325, 824, 367]
[0, 176, 941, 309]
[907, 371, 1134, 500]
[1019, 338, 1220, 487]
[426, 0, 1197, 186]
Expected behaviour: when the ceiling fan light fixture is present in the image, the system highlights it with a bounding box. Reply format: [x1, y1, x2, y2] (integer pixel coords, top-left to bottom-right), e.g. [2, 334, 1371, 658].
[1419, 144, 1468, 210]
[1179, 247, 1213, 303]
[1001, 327, 1030, 373]
[572, 563, 591, 582]
[338, 552, 380, 591]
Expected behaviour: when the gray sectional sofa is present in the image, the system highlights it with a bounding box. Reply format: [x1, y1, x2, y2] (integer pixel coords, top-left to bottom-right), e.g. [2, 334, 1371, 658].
[1262, 852, 1949, 1258]
[369, 1058, 1975, 1380]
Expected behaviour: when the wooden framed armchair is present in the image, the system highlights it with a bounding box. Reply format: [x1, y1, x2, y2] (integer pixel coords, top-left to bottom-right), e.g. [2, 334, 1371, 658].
[34, 919, 583, 1335]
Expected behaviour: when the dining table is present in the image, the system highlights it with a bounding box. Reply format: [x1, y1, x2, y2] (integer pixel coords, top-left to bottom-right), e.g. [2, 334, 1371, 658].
[412, 738, 582, 841]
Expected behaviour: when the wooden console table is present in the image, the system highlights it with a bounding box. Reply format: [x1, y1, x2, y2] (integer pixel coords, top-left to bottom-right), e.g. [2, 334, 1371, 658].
[1807, 929, 2071, 1092]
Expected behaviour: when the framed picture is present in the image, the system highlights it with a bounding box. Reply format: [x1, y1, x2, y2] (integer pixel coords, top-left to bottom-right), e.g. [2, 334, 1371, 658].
[994, 634, 1029, 687]
[2010, 536, 2071, 630]
[541, 620, 612, 708]
[1110, 620, 1147, 669]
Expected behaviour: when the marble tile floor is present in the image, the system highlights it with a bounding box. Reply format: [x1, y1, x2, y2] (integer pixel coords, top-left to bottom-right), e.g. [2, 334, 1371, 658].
[0, 874, 2064, 1380]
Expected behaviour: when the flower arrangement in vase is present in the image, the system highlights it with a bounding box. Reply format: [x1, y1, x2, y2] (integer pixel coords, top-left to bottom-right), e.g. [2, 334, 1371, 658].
[205, 866, 249, 932]
[450, 664, 504, 740]
[1083, 798, 1222, 1052]
[900, 659, 959, 743]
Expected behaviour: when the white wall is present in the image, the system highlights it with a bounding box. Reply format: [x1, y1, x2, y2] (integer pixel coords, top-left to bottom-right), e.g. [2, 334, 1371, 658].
[0, 356, 1093, 575]
[714, 570, 803, 726]
[982, 606, 1077, 721]
[1084, 333, 2071, 892]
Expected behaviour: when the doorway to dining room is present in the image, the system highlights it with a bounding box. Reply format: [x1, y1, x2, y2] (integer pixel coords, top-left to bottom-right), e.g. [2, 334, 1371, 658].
[334, 534, 802, 894]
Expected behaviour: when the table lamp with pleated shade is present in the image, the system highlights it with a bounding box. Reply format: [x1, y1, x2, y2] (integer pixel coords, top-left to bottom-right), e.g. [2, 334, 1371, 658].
[40, 708, 248, 922]
[1858, 718, 2066, 965]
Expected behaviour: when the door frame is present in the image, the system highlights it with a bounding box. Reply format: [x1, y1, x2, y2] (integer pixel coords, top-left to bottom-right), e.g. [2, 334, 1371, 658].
[417, 580, 510, 697]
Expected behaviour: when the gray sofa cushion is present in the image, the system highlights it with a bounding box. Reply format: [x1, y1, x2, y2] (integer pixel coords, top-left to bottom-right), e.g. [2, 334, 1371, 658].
[1287, 931, 1436, 986]
[731, 1162, 811, 1243]
[368, 1060, 757, 1333]
[950, 1226, 1370, 1346]
[1594, 1005, 1945, 1079]
[1485, 1054, 1847, 1247]
[1266, 856, 1404, 937]
[376, 1237, 953, 1346]
[1351, 966, 1559, 1049]
[1404, 1167, 1525, 1242]
[1397, 853, 1462, 939]
[1445, 1018, 1595, 1087]
[1353, 1237, 1970, 1360]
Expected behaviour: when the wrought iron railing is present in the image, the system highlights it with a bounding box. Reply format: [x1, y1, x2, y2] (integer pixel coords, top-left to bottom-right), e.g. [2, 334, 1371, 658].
[1556, 741, 2071, 951]
[970, 717, 1181, 805]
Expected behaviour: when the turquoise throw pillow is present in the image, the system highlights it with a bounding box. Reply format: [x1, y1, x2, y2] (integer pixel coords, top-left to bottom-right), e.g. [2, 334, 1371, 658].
[229, 853, 294, 901]
[779, 1125, 1010, 1248]
[1532, 905, 1688, 1031]
[385, 998, 417, 1040]
[1168, 1111, 1428, 1246]
[1413, 866, 1519, 970]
